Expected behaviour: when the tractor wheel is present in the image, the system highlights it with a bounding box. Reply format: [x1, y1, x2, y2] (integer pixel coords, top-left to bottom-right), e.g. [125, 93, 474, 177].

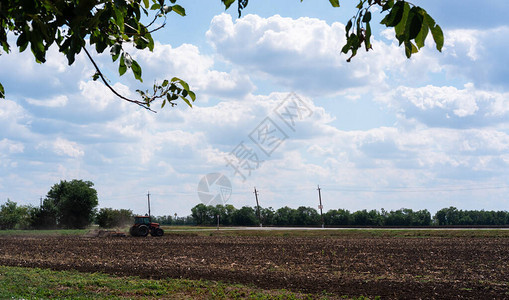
[129, 226, 138, 237]
[150, 228, 157, 237]
[155, 228, 164, 236]
[137, 225, 149, 237]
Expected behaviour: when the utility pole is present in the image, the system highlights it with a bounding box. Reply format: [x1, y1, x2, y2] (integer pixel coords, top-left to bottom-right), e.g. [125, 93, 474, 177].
[40, 196, 42, 207]
[254, 187, 262, 227]
[147, 191, 151, 221]
[317, 185, 324, 228]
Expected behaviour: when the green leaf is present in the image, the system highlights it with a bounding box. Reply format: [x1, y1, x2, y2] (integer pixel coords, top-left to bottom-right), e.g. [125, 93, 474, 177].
[162, 79, 169, 87]
[178, 79, 190, 91]
[381, 1, 404, 27]
[365, 22, 372, 50]
[341, 42, 350, 54]
[110, 43, 122, 61]
[188, 90, 196, 102]
[382, 0, 394, 12]
[124, 54, 132, 68]
[394, 2, 410, 40]
[222, 0, 235, 10]
[329, 0, 340, 8]
[143, 0, 149, 9]
[131, 59, 143, 82]
[92, 72, 100, 81]
[16, 32, 29, 52]
[414, 21, 429, 49]
[430, 25, 444, 51]
[161, 99, 166, 108]
[362, 11, 371, 23]
[406, 7, 424, 41]
[0, 82, 5, 98]
[171, 5, 186, 16]
[404, 40, 418, 58]
[180, 95, 192, 107]
[345, 20, 353, 37]
[119, 53, 127, 76]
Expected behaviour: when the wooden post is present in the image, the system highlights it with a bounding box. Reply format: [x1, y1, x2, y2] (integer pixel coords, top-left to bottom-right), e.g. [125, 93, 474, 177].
[318, 185, 324, 228]
[254, 187, 262, 227]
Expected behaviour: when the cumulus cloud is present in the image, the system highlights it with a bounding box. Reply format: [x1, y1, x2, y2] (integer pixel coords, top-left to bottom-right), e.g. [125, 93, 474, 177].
[377, 84, 509, 128]
[51, 138, 85, 158]
[439, 26, 509, 89]
[26, 95, 68, 108]
[0, 138, 24, 154]
[207, 13, 397, 96]
[132, 42, 255, 99]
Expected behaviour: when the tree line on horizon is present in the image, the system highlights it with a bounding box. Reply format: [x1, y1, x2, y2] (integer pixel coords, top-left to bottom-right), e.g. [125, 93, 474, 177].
[2, 182, 508, 229]
[185, 204, 509, 227]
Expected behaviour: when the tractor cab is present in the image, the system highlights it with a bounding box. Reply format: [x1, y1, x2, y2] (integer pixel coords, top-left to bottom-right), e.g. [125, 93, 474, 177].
[130, 216, 164, 237]
[134, 216, 151, 225]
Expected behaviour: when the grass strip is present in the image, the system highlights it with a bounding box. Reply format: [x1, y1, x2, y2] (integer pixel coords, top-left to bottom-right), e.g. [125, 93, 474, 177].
[0, 265, 338, 299]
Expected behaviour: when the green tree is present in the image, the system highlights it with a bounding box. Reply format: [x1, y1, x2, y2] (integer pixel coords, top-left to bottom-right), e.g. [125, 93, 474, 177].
[232, 206, 258, 226]
[325, 209, 352, 226]
[45, 179, 98, 229]
[191, 203, 218, 225]
[292, 206, 320, 226]
[213, 204, 236, 226]
[259, 207, 275, 226]
[29, 202, 59, 229]
[96, 208, 133, 228]
[414, 209, 432, 226]
[0, 199, 30, 229]
[274, 206, 296, 226]
[0, 0, 442, 109]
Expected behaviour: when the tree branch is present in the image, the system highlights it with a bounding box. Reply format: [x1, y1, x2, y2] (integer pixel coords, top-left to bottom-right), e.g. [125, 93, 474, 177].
[82, 46, 156, 113]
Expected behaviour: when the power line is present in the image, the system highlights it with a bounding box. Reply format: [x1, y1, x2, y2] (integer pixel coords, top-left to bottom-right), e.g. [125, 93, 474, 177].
[322, 185, 509, 193]
[97, 184, 509, 202]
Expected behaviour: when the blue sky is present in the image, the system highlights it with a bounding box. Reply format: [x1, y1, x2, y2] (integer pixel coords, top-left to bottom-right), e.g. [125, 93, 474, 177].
[1, 1, 508, 217]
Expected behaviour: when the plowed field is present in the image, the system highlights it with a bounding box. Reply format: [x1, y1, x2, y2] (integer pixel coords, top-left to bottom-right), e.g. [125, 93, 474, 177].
[0, 234, 507, 299]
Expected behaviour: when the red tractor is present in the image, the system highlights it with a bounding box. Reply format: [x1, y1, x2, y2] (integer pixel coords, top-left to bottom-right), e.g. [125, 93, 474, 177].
[129, 216, 164, 237]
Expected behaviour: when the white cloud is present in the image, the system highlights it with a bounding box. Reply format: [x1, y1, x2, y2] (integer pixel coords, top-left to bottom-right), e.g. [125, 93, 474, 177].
[207, 13, 389, 96]
[377, 84, 509, 128]
[54, 138, 84, 158]
[0, 138, 24, 154]
[26, 95, 68, 108]
[439, 26, 509, 89]
[132, 42, 255, 99]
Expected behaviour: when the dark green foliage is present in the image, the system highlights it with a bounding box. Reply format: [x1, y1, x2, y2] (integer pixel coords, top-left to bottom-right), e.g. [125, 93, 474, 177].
[41, 179, 99, 229]
[343, 0, 443, 60]
[232, 206, 258, 226]
[292, 206, 321, 226]
[191, 203, 216, 225]
[435, 207, 509, 226]
[259, 207, 275, 225]
[274, 206, 296, 226]
[325, 209, 352, 225]
[190, 204, 508, 227]
[96, 208, 133, 228]
[28, 202, 58, 229]
[0, 200, 30, 229]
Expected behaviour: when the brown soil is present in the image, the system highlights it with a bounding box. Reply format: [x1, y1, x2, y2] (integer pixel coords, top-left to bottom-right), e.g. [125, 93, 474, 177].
[0, 234, 507, 299]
